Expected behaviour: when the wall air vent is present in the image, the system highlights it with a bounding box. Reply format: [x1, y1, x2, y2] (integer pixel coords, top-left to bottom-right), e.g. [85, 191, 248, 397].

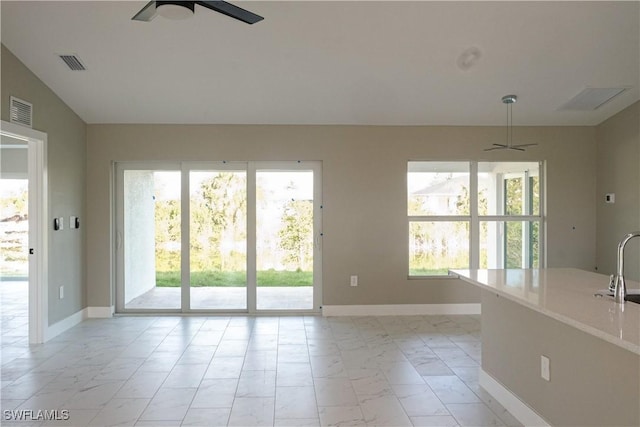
[559, 87, 629, 111]
[59, 54, 86, 71]
[9, 96, 33, 128]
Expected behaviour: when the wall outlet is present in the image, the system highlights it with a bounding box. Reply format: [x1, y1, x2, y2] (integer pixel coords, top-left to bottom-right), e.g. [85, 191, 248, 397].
[59, 286, 64, 300]
[541, 355, 550, 381]
[605, 193, 615, 204]
[350, 275, 358, 287]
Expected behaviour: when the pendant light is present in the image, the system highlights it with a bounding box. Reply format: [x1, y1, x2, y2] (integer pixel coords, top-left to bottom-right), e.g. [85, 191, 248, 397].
[484, 95, 538, 151]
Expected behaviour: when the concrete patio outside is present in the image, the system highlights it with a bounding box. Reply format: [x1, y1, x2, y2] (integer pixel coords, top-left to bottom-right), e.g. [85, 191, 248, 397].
[125, 286, 314, 311]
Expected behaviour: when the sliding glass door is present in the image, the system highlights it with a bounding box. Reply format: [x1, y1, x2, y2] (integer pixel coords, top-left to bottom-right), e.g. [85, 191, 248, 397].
[188, 167, 247, 310]
[116, 161, 321, 313]
[256, 167, 317, 310]
[118, 167, 182, 310]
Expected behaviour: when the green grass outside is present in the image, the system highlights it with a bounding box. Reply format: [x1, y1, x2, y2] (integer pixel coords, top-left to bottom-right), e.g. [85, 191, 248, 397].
[409, 268, 452, 277]
[156, 270, 313, 287]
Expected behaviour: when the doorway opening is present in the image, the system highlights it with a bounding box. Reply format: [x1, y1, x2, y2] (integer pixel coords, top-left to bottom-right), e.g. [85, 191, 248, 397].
[1, 121, 47, 344]
[1, 140, 28, 344]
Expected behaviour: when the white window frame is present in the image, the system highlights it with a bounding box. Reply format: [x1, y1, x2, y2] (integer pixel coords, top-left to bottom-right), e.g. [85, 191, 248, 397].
[408, 160, 545, 277]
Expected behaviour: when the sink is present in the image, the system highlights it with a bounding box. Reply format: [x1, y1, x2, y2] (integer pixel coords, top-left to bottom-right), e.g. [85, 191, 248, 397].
[624, 294, 640, 304]
[596, 291, 640, 305]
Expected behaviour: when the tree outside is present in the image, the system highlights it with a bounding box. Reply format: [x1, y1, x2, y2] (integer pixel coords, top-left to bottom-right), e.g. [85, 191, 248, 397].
[154, 171, 314, 287]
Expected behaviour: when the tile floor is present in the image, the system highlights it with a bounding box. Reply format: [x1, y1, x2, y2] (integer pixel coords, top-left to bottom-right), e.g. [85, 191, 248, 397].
[1, 283, 522, 426]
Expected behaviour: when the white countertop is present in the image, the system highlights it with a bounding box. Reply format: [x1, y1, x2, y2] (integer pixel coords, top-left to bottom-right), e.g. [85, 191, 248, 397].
[452, 268, 640, 355]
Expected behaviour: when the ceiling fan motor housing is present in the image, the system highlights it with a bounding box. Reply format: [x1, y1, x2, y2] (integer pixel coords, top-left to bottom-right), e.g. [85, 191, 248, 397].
[156, 1, 195, 19]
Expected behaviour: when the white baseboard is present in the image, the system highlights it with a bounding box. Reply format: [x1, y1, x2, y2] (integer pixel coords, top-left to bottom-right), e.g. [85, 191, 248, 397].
[44, 308, 87, 341]
[41, 306, 114, 342]
[322, 303, 481, 316]
[479, 369, 550, 427]
[87, 306, 115, 318]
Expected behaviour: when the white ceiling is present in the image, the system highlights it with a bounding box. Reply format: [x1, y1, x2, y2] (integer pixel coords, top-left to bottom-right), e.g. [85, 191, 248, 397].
[1, 1, 639, 126]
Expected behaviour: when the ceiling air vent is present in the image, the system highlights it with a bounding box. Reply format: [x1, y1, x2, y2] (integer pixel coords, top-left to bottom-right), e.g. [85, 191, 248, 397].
[9, 96, 33, 128]
[559, 87, 628, 111]
[59, 54, 86, 71]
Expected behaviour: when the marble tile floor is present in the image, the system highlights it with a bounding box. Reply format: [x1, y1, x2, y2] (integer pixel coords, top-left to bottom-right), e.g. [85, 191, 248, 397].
[1, 281, 29, 347]
[1, 309, 523, 426]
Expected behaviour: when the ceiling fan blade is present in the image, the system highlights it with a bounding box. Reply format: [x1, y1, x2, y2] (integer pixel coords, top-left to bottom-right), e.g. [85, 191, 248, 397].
[197, 1, 263, 24]
[483, 145, 507, 152]
[132, 1, 158, 21]
[484, 143, 535, 151]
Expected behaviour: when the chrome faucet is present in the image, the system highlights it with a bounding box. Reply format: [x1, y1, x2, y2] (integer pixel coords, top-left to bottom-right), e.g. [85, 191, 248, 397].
[612, 231, 640, 304]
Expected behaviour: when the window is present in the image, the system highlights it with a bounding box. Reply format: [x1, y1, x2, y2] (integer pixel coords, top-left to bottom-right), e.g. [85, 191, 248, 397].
[408, 161, 543, 276]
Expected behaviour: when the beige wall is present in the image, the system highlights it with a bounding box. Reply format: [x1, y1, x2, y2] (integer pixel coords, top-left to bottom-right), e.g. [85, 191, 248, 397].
[596, 101, 640, 281]
[482, 290, 639, 427]
[86, 124, 597, 309]
[1, 38, 605, 314]
[1, 45, 87, 324]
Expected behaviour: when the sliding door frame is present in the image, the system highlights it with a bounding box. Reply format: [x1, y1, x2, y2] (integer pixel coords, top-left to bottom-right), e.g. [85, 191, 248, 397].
[115, 161, 322, 315]
[251, 161, 323, 314]
[115, 162, 182, 314]
[182, 161, 249, 314]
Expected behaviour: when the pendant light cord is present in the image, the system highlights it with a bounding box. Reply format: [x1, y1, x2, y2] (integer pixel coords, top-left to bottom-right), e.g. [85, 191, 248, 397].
[507, 100, 512, 148]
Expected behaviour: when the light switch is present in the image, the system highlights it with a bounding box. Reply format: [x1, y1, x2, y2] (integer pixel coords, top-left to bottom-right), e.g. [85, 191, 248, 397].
[541, 355, 550, 381]
[605, 193, 615, 204]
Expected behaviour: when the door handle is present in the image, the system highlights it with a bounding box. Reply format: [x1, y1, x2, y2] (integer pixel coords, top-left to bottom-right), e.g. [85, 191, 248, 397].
[29, 248, 34, 255]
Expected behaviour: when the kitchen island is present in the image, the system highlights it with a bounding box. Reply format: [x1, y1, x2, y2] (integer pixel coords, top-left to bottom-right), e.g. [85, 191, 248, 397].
[453, 268, 640, 427]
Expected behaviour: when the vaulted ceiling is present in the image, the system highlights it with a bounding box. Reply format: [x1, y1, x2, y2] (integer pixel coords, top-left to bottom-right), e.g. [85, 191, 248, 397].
[2, 1, 638, 125]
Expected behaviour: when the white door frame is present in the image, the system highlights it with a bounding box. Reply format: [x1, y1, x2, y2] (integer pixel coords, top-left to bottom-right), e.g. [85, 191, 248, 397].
[1, 120, 48, 344]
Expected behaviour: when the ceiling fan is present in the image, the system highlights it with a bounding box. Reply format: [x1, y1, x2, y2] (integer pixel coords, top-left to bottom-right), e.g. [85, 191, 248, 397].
[484, 95, 538, 152]
[132, 1, 263, 25]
